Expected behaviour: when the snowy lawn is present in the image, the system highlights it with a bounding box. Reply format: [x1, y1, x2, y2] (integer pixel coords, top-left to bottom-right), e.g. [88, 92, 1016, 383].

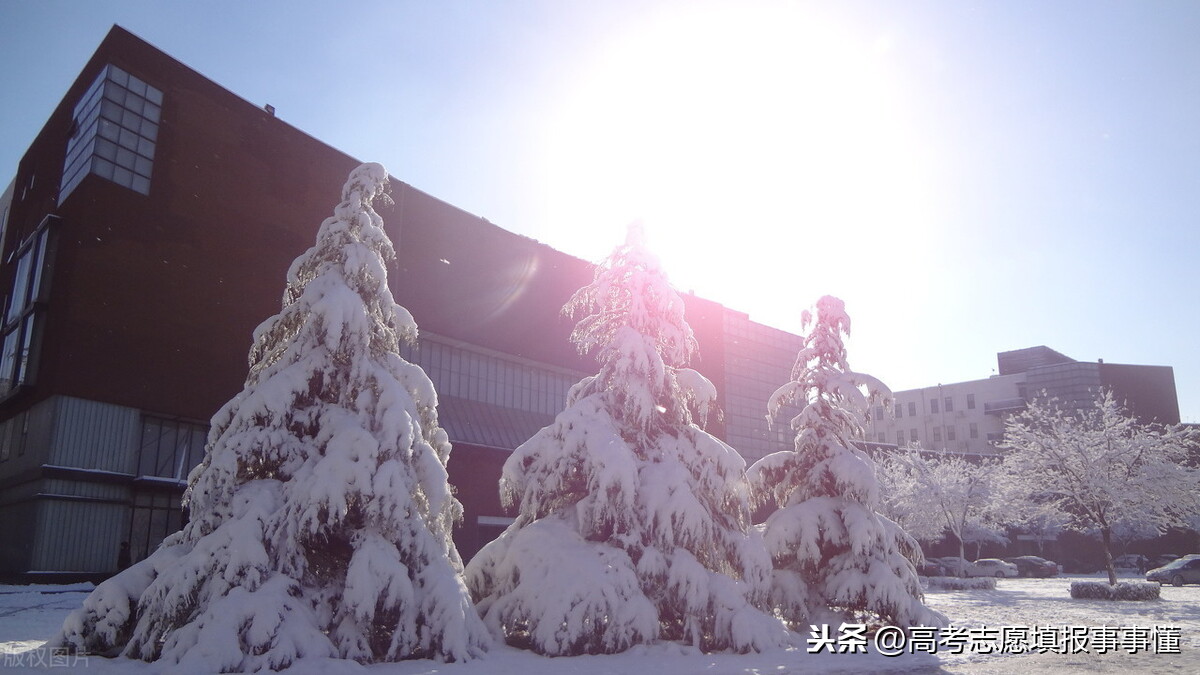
[2, 574, 1196, 673]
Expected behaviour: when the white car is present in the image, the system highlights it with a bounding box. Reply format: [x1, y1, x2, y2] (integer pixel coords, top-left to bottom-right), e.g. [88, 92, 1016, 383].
[970, 558, 1020, 578]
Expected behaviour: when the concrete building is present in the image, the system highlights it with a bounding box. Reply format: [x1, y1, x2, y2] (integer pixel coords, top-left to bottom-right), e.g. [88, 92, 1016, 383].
[867, 345, 1181, 456]
[0, 26, 803, 579]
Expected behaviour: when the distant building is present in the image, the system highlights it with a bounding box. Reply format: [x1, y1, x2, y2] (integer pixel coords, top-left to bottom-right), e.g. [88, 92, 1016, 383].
[867, 345, 1180, 455]
[0, 26, 800, 579]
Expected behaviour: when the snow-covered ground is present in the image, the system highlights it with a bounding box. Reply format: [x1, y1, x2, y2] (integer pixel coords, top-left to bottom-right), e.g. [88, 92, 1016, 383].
[1, 574, 1196, 673]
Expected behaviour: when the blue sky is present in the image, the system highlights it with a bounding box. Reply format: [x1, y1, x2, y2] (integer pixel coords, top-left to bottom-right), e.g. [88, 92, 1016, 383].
[2, 1, 1198, 422]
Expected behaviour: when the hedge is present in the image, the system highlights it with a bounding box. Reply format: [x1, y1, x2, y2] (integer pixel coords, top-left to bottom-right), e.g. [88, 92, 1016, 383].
[1069, 581, 1161, 601]
[924, 576, 998, 591]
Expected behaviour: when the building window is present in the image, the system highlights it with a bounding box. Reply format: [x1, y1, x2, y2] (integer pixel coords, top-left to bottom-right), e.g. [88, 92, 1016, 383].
[944, 396, 953, 412]
[877, 432, 886, 443]
[909, 429, 918, 443]
[930, 398, 939, 414]
[933, 426, 942, 442]
[896, 430, 905, 446]
[946, 425, 956, 441]
[969, 422, 978, 439]
[908, 402, 916, 417]
[136, 416, 207, 480]
[1, 220, 54, 397]
[895, 402, 903, 419]
[874, 405, 884, 421]
[128, 489, 185, 564]
[60, 64, 162, 203]
[967, 393, 976, 410]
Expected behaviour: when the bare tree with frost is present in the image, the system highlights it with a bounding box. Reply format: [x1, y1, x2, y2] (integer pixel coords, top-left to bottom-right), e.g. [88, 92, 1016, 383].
[54, 163, 490, 670]
[877, 448, 1006, 576]
[748, 296, 944, 628]
[1001, 390, 1200, 585]
[465, 224, 788, 656]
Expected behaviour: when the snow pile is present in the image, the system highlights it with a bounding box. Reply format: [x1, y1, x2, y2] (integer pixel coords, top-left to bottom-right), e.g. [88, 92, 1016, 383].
[53, 163, 489, 669]
[1070, 580, 1161, 601]
[748, 296, 945, 629]
[466, 224, 788, 655]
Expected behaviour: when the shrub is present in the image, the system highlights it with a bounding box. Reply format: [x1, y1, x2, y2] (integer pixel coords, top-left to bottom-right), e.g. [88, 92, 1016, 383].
[924, 576, 997, 591]
[1069, 581, 1161, 601]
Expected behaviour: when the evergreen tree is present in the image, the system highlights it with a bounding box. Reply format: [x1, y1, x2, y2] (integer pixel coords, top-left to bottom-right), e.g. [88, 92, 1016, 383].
[465, 224, 787, 655]
[55, 163, 490, 670]
[748, 296, 943, 628]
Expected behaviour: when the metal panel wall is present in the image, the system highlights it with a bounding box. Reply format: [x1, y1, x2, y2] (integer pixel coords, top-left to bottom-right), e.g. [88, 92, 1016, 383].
[30, 498, 128, 573]
[47, 396, 140, 473]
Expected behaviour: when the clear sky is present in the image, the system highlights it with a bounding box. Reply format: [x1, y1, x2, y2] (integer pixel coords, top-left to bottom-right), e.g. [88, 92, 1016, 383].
[3, 1, 1198, 422]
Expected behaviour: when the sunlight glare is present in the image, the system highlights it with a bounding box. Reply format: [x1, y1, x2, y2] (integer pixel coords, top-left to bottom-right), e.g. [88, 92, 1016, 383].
[537, 3, 940, 333]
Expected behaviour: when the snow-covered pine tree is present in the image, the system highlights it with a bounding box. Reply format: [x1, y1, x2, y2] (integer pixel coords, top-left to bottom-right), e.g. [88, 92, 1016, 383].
[465, 224, 788, 656]
[54, 163, 490, 670]
[747, 296, 944, 628]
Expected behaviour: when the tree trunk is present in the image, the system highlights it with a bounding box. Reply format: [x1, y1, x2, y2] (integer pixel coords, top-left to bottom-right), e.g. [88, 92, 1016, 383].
[1101, 527, 1117, 585]
[957, 538, 967, 578]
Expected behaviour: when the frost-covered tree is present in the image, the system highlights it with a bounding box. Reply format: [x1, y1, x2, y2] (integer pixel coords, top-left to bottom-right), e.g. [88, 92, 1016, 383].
[1002, 390, 1200, 585]
[465, 224, 788, 655]
[748, 296, 943, 628]
[54, 163, 490, 670]
[877, 448, 1005, 576]
[875, 448, 950, 545]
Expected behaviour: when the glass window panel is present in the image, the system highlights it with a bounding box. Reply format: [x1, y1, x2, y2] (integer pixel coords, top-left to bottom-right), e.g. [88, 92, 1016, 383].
[99, 99, 121, 122]
[134, 156, 152, 178]
[173, 426, 193, 479]
[136, 137, 155, 158]
[127, 75, 147, 97]
[117, 127, 138, 150]
[93, 157, 116, 180]
[115, 147, 137, 170]
[143, 102, 161, 123]
[108, 65, 129, 87]
[140, 120, 158, 141]
[146, 86, 163, 105]
[138, 419, 161, 476]
[96, 138, 118, 161]
[113, 166, 134, 187]
[155, 422, 178, 476]
[103, 84, 126, 105]
[98, 118, 120, 141]
[29, 231, 47, 304]
[0, 330, 18, 393]
[6, 253, 31, 323]
[131, 175, 150, 195]
[15, 314, 35, 384]
[121, 108, 140, 129]
[125, 95, 145, 116]
[129, 506, 151, 561]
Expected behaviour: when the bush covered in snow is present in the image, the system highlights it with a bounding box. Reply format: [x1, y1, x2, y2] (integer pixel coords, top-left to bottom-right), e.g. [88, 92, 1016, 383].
[923, 576, 997, 591]
[1069, 581, 1161, 601]
[748, 296, 945, 630]
[466, 224, 788, 656]
[53, 163, 490, 670]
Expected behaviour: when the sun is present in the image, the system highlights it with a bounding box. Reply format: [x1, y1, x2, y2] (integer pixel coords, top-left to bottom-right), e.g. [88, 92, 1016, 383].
[534, 3, 940, 332]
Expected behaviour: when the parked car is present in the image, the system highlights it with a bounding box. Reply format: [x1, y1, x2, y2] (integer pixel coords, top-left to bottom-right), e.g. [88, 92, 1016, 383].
[934, 557, 974, 577]
[935, 557, 1019, 578]
[1112, 554, 1143, 570]
[1146, 554, 1200, 587]
[971, 558, 1020, 578]
[917, 559, 947, 576]
[1151, 554, 1180, 568]
[1005, 555, 1059, 578]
